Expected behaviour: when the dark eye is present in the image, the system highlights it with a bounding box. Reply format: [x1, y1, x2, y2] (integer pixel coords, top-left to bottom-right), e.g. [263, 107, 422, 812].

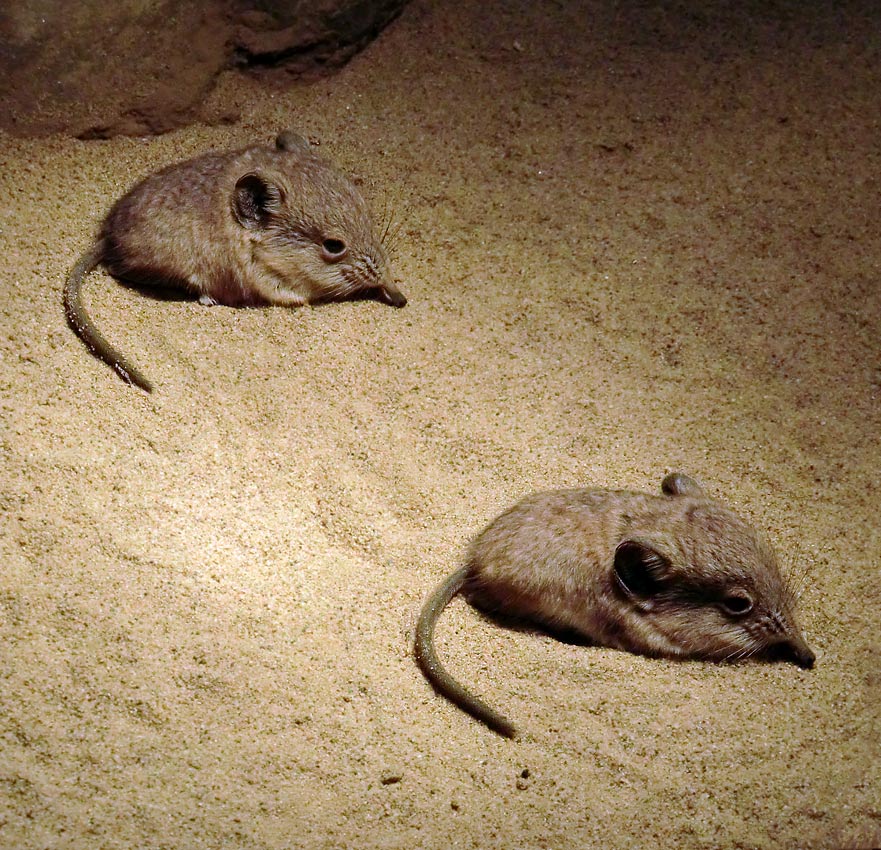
[720, 592, 754, 617]
[321, 238, 348, 261]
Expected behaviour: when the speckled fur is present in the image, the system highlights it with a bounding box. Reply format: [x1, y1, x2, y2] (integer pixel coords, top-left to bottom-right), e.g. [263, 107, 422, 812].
[64, 131, 405, 391]
[415, 474, 814, 738]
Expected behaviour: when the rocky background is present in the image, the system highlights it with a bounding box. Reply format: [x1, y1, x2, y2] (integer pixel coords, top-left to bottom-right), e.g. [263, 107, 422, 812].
[0, 0, 408, 137]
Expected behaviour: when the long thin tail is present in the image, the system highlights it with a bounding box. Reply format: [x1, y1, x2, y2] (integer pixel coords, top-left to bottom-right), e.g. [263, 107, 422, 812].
[414, 565, 518, 739]
[63, 242, 153, 392]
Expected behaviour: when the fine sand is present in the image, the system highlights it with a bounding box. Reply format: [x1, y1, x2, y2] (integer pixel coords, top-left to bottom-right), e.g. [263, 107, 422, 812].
[1, 1, 879, 847]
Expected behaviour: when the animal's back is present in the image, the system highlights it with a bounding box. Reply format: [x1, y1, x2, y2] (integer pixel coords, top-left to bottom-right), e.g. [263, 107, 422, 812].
[102, 152, 232, 295]
[465, 488, 656, 634]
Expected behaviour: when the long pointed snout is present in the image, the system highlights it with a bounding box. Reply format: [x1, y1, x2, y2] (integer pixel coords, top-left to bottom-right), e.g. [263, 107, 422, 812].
[776, 633, 816, 669]
[377, 281, 407, 308]
[790, 638, 816, 669]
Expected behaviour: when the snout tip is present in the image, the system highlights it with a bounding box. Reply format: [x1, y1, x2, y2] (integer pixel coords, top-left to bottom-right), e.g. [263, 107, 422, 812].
[378, 285, 407, 308]
[765, 633, 816, 669]
[794, 645, 816, 669]
[781, 638, 816, 669]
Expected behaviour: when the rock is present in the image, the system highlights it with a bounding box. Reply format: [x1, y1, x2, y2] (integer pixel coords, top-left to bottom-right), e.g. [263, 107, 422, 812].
[0, 0, 409, 138]
[380, 767, 404, 785]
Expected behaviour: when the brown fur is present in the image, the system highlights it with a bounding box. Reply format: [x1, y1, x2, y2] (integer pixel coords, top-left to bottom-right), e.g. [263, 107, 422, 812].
[64, 131, 406, 391]
[415, 474, 814, 738]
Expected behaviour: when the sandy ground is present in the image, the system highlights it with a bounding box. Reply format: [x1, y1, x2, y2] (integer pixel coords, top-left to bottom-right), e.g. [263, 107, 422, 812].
[2, 1, 880, 847]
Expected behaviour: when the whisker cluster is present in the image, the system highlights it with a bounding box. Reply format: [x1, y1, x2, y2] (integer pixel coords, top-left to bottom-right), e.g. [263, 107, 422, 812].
[376, 189, 406, 258]
[787, 550, 814, 606]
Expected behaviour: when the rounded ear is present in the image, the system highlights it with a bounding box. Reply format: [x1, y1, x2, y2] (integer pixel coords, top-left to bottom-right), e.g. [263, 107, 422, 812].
[232, 172, 283, 229]
[661, 472, 705, 498]
[613, 538, 673, 601]
[275, 130, 312, 155]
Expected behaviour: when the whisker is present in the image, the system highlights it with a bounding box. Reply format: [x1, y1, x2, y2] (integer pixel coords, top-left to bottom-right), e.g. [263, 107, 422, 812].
[384, 217, 405, 257]
[381, 206, 394, 246]
[784, 546, 813, 607]
[376, 185, 407, 259]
